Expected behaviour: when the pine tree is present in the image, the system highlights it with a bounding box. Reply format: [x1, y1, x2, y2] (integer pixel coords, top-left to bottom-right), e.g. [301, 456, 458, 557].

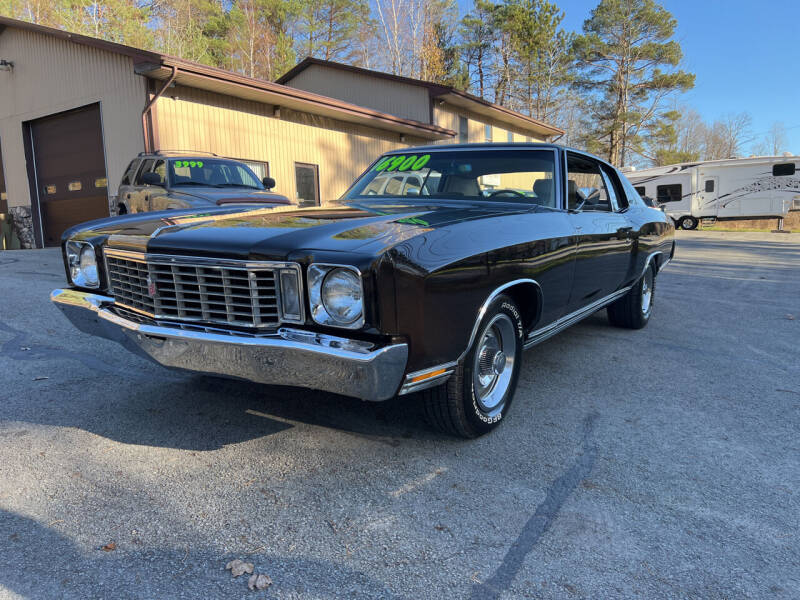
[573, 0, 694, 166]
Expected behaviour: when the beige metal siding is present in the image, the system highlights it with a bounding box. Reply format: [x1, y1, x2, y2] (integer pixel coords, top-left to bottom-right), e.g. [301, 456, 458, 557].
[154, 86, 424, 203]
[284, 64, 431, 125]
[433, 104, 547, 144]
[0, 27, 146, 209]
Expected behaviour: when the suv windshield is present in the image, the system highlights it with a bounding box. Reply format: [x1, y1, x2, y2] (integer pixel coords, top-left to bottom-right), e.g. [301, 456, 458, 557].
[343, 149, 557, 207]
[167, 158, 264, 189]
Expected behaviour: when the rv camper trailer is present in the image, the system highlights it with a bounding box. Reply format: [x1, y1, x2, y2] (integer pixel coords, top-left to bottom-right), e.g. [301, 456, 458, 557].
[627, 156, 800, 229]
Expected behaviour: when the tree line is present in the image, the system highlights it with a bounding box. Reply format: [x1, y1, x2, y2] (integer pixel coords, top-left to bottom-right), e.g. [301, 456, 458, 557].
[1, 0, 790, 166]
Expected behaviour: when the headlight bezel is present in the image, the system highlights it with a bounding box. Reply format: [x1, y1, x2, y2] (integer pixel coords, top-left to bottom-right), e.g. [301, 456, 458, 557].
[66, 240, 100, 289]
[308, 264, 365, 329]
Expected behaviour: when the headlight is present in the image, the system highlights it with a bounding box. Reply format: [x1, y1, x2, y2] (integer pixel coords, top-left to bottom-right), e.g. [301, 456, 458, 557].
[66, 240, 100, 288]
[308, 265, 364, 328]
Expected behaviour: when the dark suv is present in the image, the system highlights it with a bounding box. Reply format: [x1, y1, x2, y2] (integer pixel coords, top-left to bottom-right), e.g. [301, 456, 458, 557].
[115, 152, 291, 215]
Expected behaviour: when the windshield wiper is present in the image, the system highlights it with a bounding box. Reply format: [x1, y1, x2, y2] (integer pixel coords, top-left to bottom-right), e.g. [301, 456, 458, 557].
[212, 183, 261, 189]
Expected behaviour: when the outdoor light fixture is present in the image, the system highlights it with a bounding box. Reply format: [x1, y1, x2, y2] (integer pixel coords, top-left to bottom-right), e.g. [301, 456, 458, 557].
[0, 59, 14, 71]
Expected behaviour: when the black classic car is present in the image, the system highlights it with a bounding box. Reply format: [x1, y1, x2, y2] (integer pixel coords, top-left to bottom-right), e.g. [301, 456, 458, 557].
[52, 144, 674, 438]
[115, 151, 291, 215]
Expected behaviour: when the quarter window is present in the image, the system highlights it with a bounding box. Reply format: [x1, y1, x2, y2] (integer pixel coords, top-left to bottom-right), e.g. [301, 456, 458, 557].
[773, 163, 795, 176]
[656, 184, 682, 203]
[295, 162, 320, 206]
[120, 160, 139, 186]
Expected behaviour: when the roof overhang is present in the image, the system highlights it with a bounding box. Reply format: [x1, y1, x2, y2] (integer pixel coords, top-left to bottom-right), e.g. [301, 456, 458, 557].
[435, 91, 564, 139]
[136, 60, 455, 141]
[277, 57, 564, 140]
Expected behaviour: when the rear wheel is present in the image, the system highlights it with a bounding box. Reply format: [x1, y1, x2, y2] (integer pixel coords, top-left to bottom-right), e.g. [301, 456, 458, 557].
[421, 295, 524, 438]
[607, 264, 655, 329]
[678, 216, 698, 230]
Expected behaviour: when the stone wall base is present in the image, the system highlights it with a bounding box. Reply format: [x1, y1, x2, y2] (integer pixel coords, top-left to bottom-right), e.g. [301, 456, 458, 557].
[8, 206, 35, 249]
[700, 211, 799, 232]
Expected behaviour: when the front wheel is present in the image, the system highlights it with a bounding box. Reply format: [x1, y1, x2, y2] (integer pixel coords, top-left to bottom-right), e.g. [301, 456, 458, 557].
[607, 264, 655, 329]
[421, 295, 524, 438]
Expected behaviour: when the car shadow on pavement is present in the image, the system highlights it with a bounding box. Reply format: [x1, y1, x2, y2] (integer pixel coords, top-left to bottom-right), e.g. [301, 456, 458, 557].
[0, 509, 404, 599]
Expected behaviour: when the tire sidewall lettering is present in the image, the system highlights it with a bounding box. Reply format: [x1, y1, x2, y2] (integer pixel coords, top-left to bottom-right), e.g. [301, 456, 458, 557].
[468, 299, 523, 424]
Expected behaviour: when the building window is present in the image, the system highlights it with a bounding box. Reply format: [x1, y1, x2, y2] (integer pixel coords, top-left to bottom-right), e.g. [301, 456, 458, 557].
[485, 124, 492, 143]
[773, 163, 796, 176]
[239, 159, 269, 181]
[68, 181, 82, 192]
[295, 163, 320, 206]
[704, 179, 715, 193]
[656, 184, 682, 203]
[458, 116, 468, 144]
[507, 131, 513, 143]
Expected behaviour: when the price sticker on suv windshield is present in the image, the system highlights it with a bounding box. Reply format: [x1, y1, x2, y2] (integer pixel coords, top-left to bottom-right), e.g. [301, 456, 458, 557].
[373, 154, 431, 173]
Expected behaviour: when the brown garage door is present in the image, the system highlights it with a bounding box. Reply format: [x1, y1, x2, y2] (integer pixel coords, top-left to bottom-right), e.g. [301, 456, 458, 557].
[28, 104, 108, 246]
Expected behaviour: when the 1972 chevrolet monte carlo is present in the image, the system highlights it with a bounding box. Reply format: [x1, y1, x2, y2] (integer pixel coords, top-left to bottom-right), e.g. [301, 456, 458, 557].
[51, 144, 674, 438]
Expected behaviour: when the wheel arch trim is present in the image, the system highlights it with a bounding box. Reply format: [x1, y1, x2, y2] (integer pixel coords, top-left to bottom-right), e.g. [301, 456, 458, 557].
[457, 278, 542, 364]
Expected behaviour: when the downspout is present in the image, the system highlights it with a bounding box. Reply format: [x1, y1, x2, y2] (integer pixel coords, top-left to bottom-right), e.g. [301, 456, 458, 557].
[142, 66, 177, 153]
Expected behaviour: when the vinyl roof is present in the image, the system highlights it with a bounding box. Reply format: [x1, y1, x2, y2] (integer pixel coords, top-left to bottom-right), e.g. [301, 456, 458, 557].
[0, 17, 455, 141]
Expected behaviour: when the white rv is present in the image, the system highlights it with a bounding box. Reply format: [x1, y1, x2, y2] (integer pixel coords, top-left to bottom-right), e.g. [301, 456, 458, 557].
[626, 156, 800, 229]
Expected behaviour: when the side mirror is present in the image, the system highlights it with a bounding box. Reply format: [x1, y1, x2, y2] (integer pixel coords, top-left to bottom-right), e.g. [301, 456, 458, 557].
[141, 171, 163, 186]
[263, 176, 276, 190]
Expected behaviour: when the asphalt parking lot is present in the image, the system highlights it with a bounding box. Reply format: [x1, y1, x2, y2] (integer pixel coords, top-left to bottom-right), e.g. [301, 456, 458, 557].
[1, 230, 799, 599]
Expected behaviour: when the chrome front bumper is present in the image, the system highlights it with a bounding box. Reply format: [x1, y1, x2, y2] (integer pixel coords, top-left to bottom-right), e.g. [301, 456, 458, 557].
[50, 289, 408, 401]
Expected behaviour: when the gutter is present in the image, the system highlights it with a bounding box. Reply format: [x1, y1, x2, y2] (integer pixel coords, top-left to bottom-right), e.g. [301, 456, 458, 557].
[141, 65, 177, 153]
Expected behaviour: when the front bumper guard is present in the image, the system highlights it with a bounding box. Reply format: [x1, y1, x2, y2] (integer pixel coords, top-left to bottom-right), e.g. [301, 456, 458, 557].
[50, 289, 408, 401]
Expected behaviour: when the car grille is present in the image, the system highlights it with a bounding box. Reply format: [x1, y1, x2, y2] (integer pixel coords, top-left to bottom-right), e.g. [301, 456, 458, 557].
[104, 249, 295, 329]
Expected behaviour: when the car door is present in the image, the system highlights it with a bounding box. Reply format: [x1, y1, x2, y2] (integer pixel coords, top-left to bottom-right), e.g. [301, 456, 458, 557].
[565, 152, 634, 312]
[117, 159, 140, 214]
[146, 160, 175, 211]
[128, 158, 154, 213]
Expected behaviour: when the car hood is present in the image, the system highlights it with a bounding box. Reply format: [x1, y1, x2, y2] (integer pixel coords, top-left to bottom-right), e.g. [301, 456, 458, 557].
[93, 199, 537, 260]
[170, 187, 290, 205]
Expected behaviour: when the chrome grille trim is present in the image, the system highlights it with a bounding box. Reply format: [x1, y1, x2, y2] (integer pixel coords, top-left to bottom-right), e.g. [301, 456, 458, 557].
[103, 249, 303, 329]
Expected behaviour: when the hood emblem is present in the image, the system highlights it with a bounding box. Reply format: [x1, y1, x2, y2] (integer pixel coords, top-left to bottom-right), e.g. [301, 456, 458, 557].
[147, 276, 157, 298]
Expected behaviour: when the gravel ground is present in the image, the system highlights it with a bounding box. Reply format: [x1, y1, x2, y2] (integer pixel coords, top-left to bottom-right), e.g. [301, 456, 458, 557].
[1, 230, 798, 599]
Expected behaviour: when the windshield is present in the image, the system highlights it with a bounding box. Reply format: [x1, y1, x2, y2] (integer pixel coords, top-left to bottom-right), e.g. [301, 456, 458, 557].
[167, 158, 264, 189]
[343, 149, 557, 207]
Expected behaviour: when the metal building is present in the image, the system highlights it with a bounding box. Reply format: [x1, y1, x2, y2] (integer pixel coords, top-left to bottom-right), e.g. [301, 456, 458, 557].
[0, 17, 562, 248]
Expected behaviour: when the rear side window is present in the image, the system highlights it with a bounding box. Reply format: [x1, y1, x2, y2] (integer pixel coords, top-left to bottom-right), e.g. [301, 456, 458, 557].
[773, 163, 796, 176]
[120, 160, 139, 186]
[657, 184, 682, 203]
[134, 159, 155, 185]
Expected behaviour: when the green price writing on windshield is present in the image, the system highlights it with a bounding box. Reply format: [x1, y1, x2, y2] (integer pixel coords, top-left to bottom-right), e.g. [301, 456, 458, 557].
[373, 154, 431, 173]
[175, 160, 203, 168]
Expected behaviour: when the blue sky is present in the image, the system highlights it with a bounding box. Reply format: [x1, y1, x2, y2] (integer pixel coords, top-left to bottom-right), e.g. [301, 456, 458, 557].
[458, 0, 800, 153]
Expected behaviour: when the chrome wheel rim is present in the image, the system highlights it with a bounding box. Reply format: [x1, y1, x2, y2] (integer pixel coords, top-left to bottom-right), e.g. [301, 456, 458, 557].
[473, 314, 516, 414]
[641, 270, 653, 314]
